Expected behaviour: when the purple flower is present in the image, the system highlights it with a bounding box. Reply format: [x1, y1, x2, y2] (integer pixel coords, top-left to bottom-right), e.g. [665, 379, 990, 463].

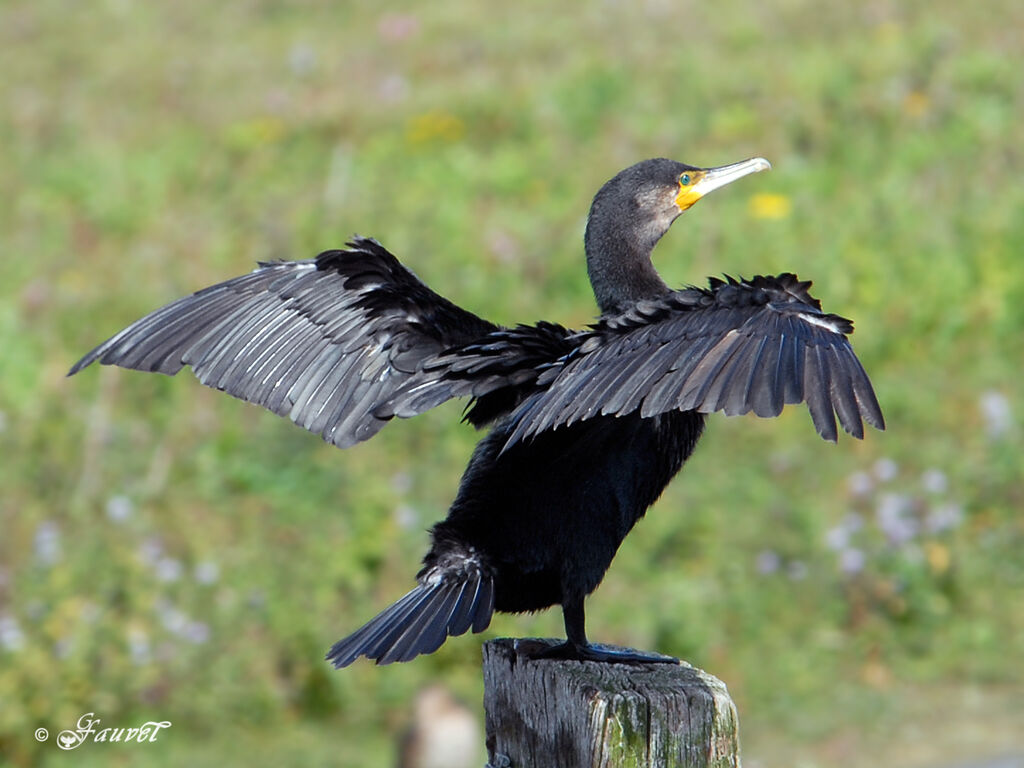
[127, 628, 150, 665]
[920, 469, 948, 495]
[847, 470, 874, 497]
[876, 493, 917, 546]
[33, 521, 61, 566]
[825, 525, 850, 551]
[925, 503, 964, 534]
[393, 504, 419, 530]
[184, 622, 210, 645]
[377, 13, 420, 42]
[155, 558, 183, 583]
[390, 472, 413, 494]
[54, 638, 73, 659]
[0, 614, 24, 652]
[756, 550, 780, 575]
[873, 458, 899, 482]
[155, 599, 188, 634]
[288, 44, 316, 76]
[838, 548, 866, 575]
[979, 390, 1012, 439]
[138, 537, 163, 565]
[376, 74, 409, 104]
[843, 512, 864, 532]
[194, 561, 219, 585]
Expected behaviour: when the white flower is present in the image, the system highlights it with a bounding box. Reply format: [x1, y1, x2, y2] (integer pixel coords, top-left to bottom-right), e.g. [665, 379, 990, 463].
[106, 495, 134, 522]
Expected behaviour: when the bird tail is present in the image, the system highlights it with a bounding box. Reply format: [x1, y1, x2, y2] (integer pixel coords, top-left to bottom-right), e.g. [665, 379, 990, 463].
[326, 572, 494, 668]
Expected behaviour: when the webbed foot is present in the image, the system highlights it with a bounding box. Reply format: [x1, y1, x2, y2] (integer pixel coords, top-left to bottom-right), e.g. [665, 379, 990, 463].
[521, 639, 677, 665]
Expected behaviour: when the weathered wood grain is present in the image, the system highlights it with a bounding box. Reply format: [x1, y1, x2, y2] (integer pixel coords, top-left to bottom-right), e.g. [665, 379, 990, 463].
[483, 638, 740, 768]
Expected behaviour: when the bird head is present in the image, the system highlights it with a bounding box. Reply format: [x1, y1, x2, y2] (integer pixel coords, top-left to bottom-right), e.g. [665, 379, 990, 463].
[585, 156, 771, 314]
[588, 156, 771, 253]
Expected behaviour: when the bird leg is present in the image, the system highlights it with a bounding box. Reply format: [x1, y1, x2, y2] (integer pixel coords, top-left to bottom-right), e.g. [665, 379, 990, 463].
[527, 596, 678, 665]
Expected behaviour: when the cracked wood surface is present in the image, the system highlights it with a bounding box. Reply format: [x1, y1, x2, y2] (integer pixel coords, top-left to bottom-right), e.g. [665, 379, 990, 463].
[483, 638, 740, 768]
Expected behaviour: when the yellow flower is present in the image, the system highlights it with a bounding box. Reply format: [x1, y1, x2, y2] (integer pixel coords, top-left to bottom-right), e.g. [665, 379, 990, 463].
[875, 21, 902, 45]
[223, 117, 286, 150]
[405, 111, 465, 145]
[925, 541, 951, 574]
[749, 193, 792, 220]
[903, 90, 931, 118]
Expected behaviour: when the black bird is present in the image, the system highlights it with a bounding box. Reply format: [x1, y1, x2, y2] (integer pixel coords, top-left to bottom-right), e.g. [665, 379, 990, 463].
[70, 157, 884, 666]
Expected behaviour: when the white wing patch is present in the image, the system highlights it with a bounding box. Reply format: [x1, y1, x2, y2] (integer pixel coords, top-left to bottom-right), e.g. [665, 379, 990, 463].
[796, 311, 846, 334]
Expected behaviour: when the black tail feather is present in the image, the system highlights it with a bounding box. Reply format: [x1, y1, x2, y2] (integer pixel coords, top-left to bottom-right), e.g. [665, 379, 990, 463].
[378, 583, 457, 665]
[349, 588, 428, 662]
[472, 577, 494, 633]
[326, 572, 494, 668]
[446, 580, 479, 637]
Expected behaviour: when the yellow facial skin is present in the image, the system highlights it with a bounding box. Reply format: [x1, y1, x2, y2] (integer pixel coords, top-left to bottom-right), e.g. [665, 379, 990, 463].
[674, 171, 707, 212]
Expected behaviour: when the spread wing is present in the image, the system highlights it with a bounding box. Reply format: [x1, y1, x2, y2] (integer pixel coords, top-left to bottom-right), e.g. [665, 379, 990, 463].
[69, 237, 498, 448]
[376, 321, 581, 428]
[504, 274, 885, 447]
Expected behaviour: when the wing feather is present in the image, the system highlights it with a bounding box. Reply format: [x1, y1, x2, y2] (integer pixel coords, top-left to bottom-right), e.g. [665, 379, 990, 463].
[69, 237, 499, 448]
[721, 333, 768, 416]
[803, 342, 838, 441]
[505, 276, 883, 447]
[679, 328, 747, 413]
[747, 332, 784, 418]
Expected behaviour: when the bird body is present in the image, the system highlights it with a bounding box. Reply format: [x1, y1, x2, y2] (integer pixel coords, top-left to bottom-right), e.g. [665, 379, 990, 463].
[433, 409, 703, 614]
[70, 157, 884, 666]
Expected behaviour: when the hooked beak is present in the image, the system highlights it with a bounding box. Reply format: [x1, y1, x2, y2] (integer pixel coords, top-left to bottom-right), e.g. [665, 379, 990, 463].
[675, 157, 772, 211]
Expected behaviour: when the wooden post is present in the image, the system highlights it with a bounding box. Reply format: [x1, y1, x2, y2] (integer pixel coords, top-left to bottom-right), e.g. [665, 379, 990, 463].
[482, 638, 740, 768]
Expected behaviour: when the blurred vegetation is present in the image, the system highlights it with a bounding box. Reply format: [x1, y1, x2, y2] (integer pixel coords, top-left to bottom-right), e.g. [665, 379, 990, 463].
[2, 0, 1023, 766]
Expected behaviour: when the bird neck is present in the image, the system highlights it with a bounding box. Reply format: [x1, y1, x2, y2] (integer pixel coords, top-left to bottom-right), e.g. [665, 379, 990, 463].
[584, 216, 671, 316]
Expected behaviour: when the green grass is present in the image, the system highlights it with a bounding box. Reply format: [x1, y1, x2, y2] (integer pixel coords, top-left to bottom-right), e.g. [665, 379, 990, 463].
[2, 1, 1023, 766]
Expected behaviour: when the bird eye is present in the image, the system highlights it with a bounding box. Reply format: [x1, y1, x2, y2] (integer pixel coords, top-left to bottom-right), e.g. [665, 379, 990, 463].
[680, 174, 691, 186]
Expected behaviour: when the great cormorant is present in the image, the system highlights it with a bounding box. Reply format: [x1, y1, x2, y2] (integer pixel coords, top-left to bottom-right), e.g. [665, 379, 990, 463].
[70, 157, 884, 666]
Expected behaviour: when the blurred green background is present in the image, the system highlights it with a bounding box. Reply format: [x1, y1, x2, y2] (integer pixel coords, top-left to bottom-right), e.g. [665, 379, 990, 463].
[2, 0, 1022, 766]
